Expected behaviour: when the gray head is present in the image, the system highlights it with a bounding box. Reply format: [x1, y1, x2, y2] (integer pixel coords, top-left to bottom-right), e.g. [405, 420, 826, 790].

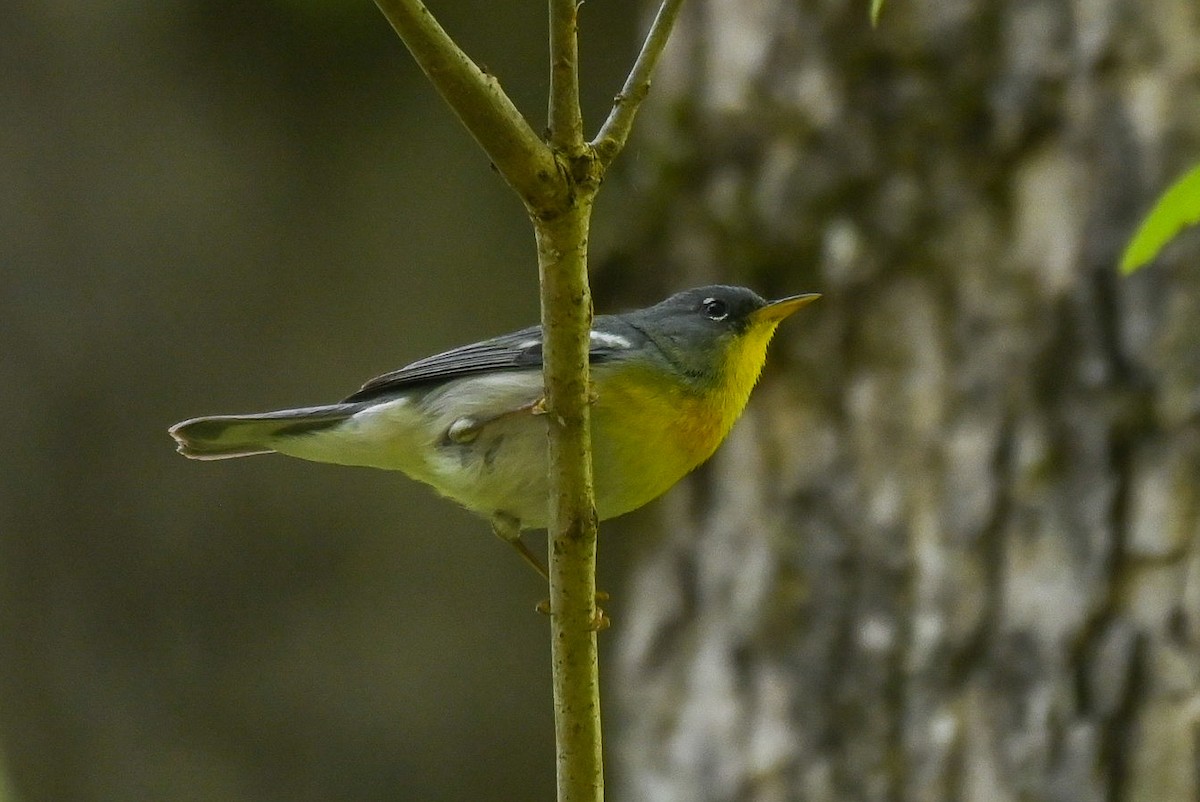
[615, 285, 819, 383]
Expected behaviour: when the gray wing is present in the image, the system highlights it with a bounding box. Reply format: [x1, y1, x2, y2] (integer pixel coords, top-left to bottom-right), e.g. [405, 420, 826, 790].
[343, 319, 635, 403]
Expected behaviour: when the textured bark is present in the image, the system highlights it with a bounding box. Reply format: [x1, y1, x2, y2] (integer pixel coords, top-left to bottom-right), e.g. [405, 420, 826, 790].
[613, 1, 1200, 801]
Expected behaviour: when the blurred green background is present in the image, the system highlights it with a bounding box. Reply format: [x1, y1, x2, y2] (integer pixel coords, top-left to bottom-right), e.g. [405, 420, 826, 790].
[0, 2, 662, 800]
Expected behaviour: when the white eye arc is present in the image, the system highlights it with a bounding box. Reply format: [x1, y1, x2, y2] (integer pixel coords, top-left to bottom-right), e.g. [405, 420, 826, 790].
[701, 297, 729, 321]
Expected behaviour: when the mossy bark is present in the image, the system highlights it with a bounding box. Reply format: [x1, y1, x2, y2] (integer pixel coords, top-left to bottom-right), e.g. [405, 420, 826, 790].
[614, 2, 1200, 800]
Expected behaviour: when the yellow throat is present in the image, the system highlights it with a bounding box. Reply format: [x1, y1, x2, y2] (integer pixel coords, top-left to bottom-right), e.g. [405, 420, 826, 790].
[674, 293, 818, 464]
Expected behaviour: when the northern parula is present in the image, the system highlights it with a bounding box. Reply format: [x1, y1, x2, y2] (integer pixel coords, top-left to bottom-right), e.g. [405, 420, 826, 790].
[170, 285, 817, 558]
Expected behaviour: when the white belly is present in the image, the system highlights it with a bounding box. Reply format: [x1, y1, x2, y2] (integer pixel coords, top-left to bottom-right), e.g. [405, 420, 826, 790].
[270, 368, 697, 530]
[272, 372, 555, 526]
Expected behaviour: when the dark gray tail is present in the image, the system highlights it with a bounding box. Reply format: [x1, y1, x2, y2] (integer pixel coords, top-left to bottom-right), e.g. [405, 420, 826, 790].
[169, 404, 358, 460]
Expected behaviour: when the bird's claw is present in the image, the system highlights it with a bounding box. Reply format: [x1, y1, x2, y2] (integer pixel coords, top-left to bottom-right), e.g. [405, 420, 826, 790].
[535, 593, 611, 630]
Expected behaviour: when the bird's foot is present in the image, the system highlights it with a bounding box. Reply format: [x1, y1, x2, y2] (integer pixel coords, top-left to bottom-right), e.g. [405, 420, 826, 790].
[535, 591, 611, 630]
[492, 514, 550, 582]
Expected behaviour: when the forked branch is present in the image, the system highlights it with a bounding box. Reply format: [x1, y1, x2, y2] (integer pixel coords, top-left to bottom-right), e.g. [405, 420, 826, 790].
[371, 1, 689, 800]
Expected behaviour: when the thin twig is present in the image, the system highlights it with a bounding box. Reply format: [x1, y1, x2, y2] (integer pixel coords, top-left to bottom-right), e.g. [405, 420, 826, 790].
[373, 0, 562, 210]
[590, 0, 687, 169]
[548, 0, 586, 154]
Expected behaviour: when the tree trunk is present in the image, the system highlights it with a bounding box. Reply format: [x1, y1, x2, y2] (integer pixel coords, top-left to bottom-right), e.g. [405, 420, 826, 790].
[613, 2, 1200, 800]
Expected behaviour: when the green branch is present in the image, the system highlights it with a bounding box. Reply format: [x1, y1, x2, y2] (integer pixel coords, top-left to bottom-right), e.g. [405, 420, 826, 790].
[548, 0, 585, 154]
[372, 0, 562, 209]
[538, 207, 602, 802]
[543, 2, 603, 799]
[591, 0, 686, 170]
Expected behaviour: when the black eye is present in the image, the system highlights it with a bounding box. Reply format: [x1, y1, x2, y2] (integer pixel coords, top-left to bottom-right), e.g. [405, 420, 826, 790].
[701, 297, 729, 321]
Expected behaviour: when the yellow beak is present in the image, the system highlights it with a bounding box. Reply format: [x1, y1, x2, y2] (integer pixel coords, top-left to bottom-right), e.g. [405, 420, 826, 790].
[749, 293, 820, 325]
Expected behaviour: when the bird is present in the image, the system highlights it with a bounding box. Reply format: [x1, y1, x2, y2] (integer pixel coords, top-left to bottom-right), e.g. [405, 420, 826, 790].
[170, 285, 818, 576]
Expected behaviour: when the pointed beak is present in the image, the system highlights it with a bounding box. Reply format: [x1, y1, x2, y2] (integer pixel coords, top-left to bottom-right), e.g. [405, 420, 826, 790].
[749, 293, 821, 325]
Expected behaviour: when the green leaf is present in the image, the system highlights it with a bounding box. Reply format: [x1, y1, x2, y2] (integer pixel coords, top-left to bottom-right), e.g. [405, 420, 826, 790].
[870, 0, 886, 27]
[1121, 162, 1200, 274]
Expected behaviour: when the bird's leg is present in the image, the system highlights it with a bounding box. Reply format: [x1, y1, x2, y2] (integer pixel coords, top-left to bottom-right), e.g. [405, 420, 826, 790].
[492, 513, 610, 628]
[534, 599, 610, 631]
[491, 512, 548, 581]
[449, 397, 549, 446]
